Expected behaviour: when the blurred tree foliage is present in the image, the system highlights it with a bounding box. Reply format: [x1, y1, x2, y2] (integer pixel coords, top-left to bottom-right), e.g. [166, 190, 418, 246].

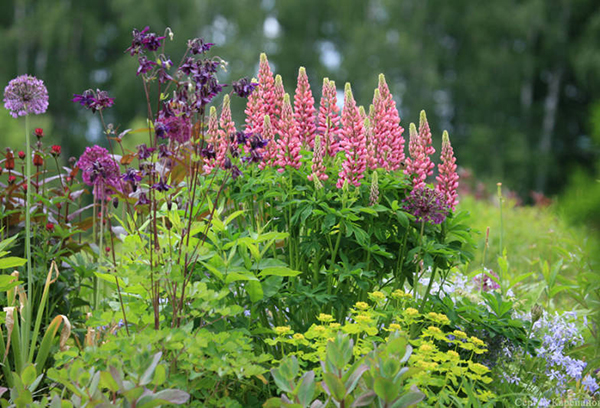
[1, 0, 600, 198]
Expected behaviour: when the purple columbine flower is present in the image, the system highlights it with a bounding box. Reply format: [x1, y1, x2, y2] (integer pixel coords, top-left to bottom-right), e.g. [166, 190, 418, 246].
[3, 75, 49, 118]
[188, 38, 214, 54]
[137, 55, 157, 76]
[137, 144, 155, 160]
[136, 192, 150, 206]
[249, 133, 268, 150]
[122, 168, 142, 183]
[201, 144, 216, 160]
[155, 112, 191, 144]
[126, 27, 166, 55]
[158, 144, 172, 158]
[232, 77, 258, 98]
[224, 157, 242, 179]
[402, 186, 449, 224]
[72, 89, 114, 113]
[152, 178, 171, 192]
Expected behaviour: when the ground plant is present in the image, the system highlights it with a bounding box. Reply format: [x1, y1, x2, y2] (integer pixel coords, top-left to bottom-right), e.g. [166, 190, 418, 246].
[0, 26, 598, 407]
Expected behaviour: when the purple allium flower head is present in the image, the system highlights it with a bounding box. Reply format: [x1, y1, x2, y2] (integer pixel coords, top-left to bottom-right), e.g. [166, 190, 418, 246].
[403, 186, 449, 224]
[126, 27, 166, 55]
[4, 75, 49, 118]
[232, 77, 258, 98]
[188, 38, 214, 55]
[77, 145, 120, 199]
[72, 89, 114, 113]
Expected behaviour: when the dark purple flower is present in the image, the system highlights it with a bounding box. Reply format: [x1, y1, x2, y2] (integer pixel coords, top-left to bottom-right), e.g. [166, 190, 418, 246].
[72, 90, 96, 109]
[402, 186, 449, 224]
[137, 56, 157, 76]
[122, 168, 142, 183]
[249, 133, 268, 150]
[233, 131, 248, 146]
[126, 27, 166, 55]
[179, 57, 196, 75]
[72, 89, 114, 113]
[77, 145, 120, 199]
[188, 38, 214, 55]
[152, 178, 171, 192]
[242, 149, 263, 164]
[4, 75, 49, 118]
[137, 144, 155, 160]
[136, 192, 150, 206]
[201, 144, 216, 160]
[232, 77, 258, 98]
[158, 144, 171, 158]
[224, 157, 242, 179]
[155, 122, 170, 139]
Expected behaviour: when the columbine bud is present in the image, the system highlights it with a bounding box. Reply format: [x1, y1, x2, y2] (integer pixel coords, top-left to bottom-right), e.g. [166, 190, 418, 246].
[18, 151, 25, 160]
[51, 145, 61, 156]
[531, 304, 543, 323]
[8, 175, 16, 184]
[34, 128, 44, 138]
[46, 222, 54, 232]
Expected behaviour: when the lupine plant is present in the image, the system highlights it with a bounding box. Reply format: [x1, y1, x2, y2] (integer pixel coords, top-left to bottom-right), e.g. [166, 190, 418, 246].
[0, 24, 597, 407]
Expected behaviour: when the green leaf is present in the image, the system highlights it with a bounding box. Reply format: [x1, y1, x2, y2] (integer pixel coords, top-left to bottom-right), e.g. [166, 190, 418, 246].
[0, 275, 21, 292]
[140, 352, 162, 386]
[259, 267, 301, 278]
[0, 257, 27, 270]
[94, 272, 126, 287]
[225, 271, 259, 283]
[99, 371, 119, 393]
[374, 377, 398, 403]
[295, 371, 316, 407]
[246, 280, 264, 303]
[323, 372, 346, 401]
[391, 386, 426, 408]
[21, 365, 37, 388]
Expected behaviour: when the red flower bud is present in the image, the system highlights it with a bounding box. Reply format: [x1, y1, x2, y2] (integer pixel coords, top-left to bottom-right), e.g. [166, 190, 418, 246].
[46, 222, 54, 232]
[18, 151, 25, 160]
[34, 128, 44, 138]
[22, 183, 27, 191]
[8, 175, 16, 184]
[33, 153, 44, 167]
[105, 247, 111, 253]
[50, 145, 61, 156]
[4, 150, 14, 170]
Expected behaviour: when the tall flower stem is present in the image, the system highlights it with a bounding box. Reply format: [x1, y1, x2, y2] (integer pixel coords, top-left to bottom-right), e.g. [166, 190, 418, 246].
[23, 115, 33, 359]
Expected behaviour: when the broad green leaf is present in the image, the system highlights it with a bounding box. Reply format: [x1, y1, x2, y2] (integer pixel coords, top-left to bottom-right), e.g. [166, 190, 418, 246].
[0, 257, 27, 270]
[246, 280, 264, 303]
[0, 275, 21, 292]
[94, 272, 126, 287]
[323, 372, 346, 401]
[140, 352, 162, 386]
[374, 377, 398, 402]
[225, 271, 259, 283]
[259, 267, 301, 278]
[21, 365, 37, 388]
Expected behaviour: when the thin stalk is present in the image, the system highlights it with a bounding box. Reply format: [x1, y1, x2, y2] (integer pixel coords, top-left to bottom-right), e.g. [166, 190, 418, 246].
[413, 220, 426, 297]
[23, 115, 33, 359]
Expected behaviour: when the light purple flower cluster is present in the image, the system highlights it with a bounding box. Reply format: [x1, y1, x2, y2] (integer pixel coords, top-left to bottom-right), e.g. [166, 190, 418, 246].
[3, 74, 49, 118]
[77, 146, 120, 200]
[155, 110, 191, 144]
[531, 310, 597, 395]
[402, 186, 449, 224]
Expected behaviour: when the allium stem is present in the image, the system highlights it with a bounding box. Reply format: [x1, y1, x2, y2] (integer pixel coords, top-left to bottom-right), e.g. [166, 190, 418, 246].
[24, 115, 33, 359]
